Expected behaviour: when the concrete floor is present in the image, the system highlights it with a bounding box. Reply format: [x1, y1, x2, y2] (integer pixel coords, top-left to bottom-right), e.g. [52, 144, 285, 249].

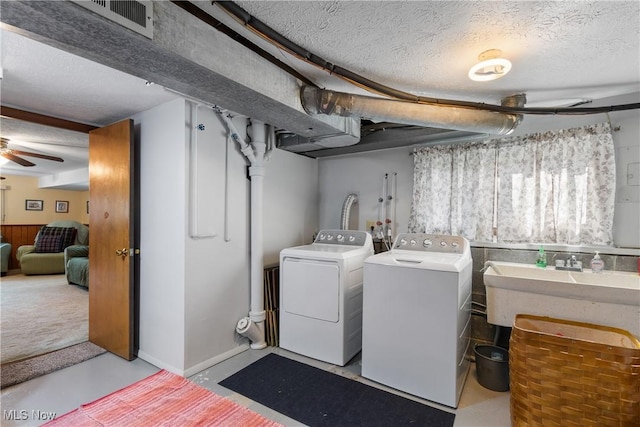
[1, 347, 511, 426]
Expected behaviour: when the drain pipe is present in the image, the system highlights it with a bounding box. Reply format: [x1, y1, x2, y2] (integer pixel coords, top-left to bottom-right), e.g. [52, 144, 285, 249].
[301, 86, 523, 136]
[247, 119, 268, 350]
[215, 108, 270, 349]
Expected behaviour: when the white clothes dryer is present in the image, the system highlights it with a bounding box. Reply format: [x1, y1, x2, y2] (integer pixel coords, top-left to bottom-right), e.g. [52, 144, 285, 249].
[362, 233, 472, 408]
[279, 230, 373, 366]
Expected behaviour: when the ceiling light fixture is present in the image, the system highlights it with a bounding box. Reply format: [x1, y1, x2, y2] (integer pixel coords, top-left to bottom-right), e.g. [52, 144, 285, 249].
[468, 49, 512, 82]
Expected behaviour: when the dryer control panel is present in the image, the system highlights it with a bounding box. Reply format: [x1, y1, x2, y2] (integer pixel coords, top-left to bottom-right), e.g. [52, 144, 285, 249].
[314, 230, 371, 247]
[393, 233, 468, 253]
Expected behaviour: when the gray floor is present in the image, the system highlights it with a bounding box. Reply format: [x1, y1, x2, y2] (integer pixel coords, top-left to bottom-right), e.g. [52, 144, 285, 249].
[1, 347, 511, 426]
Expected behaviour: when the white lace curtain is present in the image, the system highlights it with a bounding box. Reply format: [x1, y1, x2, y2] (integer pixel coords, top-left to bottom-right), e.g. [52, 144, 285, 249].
[408, 122, 616, 245]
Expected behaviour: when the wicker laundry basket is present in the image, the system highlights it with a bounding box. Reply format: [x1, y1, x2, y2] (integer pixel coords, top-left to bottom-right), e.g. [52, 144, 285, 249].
[510, 314, 640, 427]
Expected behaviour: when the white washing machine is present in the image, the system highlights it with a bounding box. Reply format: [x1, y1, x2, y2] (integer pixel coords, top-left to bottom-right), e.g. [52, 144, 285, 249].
[362, 233, 472, 408]
[279, 230, 373, 366]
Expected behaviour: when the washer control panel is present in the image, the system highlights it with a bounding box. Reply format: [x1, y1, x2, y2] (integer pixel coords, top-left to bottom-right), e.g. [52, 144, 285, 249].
[314, 230, 371, 247]
[393, 233, 467, 253]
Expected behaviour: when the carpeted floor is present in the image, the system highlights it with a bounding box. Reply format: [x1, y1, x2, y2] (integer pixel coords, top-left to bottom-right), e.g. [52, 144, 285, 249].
[220, 353, 456, 427]
[1, 341, 106, 389]
[1, 273, 89, 365]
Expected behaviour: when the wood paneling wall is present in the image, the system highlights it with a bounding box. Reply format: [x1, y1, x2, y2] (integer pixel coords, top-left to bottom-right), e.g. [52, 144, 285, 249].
[1, 224, 45, 270]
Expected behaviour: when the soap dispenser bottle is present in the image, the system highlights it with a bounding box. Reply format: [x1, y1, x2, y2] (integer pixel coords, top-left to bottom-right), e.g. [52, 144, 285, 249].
[536, 246, 547, 268]
[590, 251, 604, 273]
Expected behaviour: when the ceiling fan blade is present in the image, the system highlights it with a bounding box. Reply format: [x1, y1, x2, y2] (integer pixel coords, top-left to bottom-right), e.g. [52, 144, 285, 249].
[1, 152, 36, 167]
[11, 149, 64, 162]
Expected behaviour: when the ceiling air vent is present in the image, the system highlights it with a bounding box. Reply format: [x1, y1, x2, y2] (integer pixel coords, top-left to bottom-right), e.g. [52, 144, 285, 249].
[71, 0, 153, 39]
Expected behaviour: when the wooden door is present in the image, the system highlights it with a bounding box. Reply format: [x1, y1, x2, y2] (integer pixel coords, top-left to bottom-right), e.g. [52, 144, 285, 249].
[88, 119, 138, 360]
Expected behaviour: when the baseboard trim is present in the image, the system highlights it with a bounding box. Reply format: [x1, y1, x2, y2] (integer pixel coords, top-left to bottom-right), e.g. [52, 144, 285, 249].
[138, 344, 250, 377]
[184, 344, 250, 377]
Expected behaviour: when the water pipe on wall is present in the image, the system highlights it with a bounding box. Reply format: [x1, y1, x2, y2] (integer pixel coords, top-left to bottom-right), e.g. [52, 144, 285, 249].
[383, 173, 390, 241]
[374, 174, 392, 250]
[377, 174, 386, 235]
[215, 107, 273, 349]
[388, 172, 397, 242]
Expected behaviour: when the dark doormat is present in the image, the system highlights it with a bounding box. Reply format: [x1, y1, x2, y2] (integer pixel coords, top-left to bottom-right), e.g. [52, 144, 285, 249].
[219, 353, 455, 427]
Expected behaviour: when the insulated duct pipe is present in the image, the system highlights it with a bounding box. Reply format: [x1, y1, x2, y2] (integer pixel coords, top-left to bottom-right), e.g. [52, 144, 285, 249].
[340, 193, 358, 230]
[215, 109, 271, 350]
[301, 86, 523, 136]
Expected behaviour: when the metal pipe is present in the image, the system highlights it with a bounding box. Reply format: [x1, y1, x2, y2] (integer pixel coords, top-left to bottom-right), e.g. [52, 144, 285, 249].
[301, 86, 522, 136]
[389, 172, 397, 242]
[383, 173, 389, 238]
[216, 1, 640, 116]
[340, 193, 358, 230]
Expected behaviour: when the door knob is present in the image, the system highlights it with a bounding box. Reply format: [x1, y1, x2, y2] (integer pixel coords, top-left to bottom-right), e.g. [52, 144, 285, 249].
[115, 248, 129, 259]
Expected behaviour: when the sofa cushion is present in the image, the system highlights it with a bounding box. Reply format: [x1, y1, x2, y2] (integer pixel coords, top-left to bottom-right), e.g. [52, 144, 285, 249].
[35, 235, 63, 253]
[19, 251, 66, 275]
[36, 226, 78, 252]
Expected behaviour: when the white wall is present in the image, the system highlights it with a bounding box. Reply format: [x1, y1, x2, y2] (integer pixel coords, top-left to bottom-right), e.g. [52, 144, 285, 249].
[137, 99, 319, 375]
[263, 148, 319, 266]
[182, 104, 252, 373]
[318, 148, 414, 235]
[137, 98, 188, 372]
[318, 94, 640, 249]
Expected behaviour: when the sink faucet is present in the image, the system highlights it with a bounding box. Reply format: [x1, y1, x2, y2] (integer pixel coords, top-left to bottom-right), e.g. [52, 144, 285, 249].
[555, 254, 583, 272]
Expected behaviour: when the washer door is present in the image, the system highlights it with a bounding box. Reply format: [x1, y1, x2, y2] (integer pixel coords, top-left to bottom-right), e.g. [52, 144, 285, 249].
[282, 257, 340, 322]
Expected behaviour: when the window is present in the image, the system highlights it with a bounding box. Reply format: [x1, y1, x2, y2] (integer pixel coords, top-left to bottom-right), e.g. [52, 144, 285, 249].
[408, 123, 616, 246]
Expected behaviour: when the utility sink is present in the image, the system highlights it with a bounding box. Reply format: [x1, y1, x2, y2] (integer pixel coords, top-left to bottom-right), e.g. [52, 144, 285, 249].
[483, 261, 640, 339]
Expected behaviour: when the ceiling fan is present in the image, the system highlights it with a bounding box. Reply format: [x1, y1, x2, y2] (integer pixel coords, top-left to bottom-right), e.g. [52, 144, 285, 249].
[0, 137, 64, 167]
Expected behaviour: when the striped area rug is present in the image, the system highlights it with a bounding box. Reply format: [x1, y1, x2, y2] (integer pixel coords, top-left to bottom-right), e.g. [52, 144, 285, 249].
[44, 370, 282, 426]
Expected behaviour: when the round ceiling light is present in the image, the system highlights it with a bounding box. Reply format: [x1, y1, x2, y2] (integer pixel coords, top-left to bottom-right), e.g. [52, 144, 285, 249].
[468, 49, 512, 82]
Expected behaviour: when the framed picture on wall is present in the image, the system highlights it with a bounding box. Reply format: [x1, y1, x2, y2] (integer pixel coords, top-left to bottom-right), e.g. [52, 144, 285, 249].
[25, 199, 43, 211]
[56, 200, 69, 213]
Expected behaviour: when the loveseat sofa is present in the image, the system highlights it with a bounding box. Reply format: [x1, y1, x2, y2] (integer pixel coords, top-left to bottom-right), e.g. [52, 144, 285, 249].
[16, 220, 89, 275]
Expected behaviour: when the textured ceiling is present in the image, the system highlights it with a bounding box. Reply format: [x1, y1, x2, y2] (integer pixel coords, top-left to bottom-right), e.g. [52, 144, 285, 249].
[1, 1, 639, 180]
[0, 29, 177, 125]
[233, 0, 639, 104]
[0, 28, 178, 178]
